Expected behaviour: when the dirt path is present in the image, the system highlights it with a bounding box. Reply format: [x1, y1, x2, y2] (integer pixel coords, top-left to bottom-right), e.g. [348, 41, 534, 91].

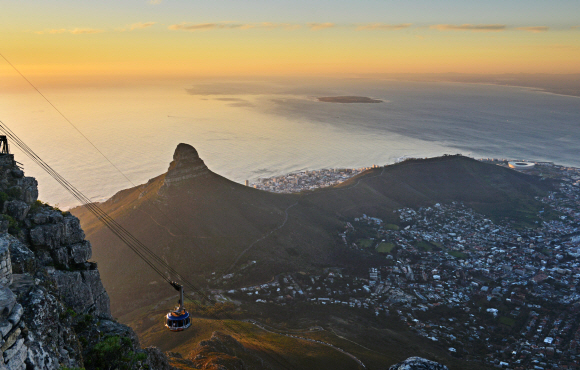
[245, 319, 366, 369]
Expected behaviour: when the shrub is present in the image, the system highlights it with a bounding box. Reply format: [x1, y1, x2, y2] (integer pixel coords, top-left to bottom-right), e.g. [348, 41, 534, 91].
[2, 214, 20, 235]
[0, 191, 8, 209]
[30, 199, 48, 213]
[84, 336, 145, 370]
[5, 187, 21, 199]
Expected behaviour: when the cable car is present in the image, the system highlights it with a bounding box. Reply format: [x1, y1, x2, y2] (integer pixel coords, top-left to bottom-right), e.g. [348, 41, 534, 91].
[165, 281, 191, 331]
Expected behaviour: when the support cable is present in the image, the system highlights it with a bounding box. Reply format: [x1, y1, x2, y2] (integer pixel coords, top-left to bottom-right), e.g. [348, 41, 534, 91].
[0, 121, 297, 370]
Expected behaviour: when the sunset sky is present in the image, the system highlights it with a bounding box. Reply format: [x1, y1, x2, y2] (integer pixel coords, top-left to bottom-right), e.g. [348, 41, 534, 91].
[1, 0, 579, 81]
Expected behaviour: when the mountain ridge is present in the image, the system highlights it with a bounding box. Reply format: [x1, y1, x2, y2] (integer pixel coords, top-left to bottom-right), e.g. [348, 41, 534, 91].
[71, 144, 552, 316]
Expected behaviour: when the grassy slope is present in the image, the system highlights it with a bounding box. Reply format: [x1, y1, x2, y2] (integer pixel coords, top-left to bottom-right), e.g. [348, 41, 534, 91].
[121, 300, 493, 370]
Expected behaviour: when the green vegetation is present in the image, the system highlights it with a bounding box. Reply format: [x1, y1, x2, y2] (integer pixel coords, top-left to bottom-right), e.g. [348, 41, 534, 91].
[2, 214, 20, 235]
[499, 316, 516, 327]
[448, 251, 468, 259]
[414, 241, 433, 252]
[376, 242, 395, 254]
[84, 336, 147, 370]
[5, 187, 21, 199]
[30, 199, 48, 212]
[60, 308, 78, 320]
[74, 314, 94, 333]
[384, 224, 399, 231]
[0, 192, 8, 209]
[357, 239, 374, 249]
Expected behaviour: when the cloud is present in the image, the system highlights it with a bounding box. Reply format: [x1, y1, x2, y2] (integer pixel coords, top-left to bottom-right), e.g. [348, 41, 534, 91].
[36, 28, 104, 35]
[169, 22, 244, 31]
[516, 26, 549, 33]
[307, 22, 335, 31]
[357, 23, 412, 31]
[149, 0, 163, 4]
[129, 22, 156, 30]
[168, 22, 301, 31]
[430, 24, 506, 32]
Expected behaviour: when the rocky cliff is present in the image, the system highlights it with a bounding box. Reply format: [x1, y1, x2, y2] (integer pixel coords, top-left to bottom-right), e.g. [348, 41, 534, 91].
[0, 153, 172, 370]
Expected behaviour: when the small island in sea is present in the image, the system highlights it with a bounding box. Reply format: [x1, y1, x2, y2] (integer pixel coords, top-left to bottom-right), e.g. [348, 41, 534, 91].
[316, 96, 382, 103]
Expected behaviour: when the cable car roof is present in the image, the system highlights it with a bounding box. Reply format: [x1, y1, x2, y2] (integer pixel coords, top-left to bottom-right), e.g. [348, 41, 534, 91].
[167, 311, 190, 320]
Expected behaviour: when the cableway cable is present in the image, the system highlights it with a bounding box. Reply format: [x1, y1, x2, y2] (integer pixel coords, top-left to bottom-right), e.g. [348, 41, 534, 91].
[0, 121, 298, 370]
[0, 54, 298, 369]
[0, 52, 225, 276]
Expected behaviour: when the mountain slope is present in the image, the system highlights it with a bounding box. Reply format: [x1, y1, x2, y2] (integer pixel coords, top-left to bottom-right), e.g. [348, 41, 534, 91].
[71, 145, 551, 315]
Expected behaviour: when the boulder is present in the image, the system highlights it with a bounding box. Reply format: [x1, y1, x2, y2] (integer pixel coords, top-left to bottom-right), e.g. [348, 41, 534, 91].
[0, 236, 13, 285]
[29, 213, 84, 251]
[62, 216, 84, 245]
[32, 212, 48, 225]
[51, 247, 70, 270]
[145, 347, 175, 370]
[0, 220, 8, 234]
[2, 201, 30, 222]
[30, 224, 63, 250]
[81, 270, 111, 318]
[1, 328, 21, 352]
[47, 211, 63, 224]
[0, 321, 12, 338]
[4, 236, 35, 274]
[18, 177, 38, 204]
[7, 304, 23, 325]
[23, 288, 61, 341]
[52, 271, 94, 314]
[70, 241, 92, 264]
[388, 357, 449, 370]
[98, 320, 140, 346]
[3, 338, 24, 361]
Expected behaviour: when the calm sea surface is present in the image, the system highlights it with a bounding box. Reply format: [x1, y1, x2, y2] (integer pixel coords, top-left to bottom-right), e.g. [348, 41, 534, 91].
[0, 78, 578, 209]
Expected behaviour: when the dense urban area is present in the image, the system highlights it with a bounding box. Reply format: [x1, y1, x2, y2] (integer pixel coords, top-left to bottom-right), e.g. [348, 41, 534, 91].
[248, 167, 377, 193]
[227, 159, 580, 370]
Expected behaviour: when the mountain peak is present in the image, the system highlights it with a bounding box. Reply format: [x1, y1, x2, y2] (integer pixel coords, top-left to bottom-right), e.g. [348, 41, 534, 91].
[173, 143, 199, 162]
[164, 143, 210, 185]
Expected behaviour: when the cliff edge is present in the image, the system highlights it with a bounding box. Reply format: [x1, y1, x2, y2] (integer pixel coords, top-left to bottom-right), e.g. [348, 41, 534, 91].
[0, 153, 172, 370]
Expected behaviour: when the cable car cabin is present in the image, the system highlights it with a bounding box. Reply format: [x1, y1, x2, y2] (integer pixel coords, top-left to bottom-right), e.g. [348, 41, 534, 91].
[166, 309, 191, 331]
[166, 281, 191, 332]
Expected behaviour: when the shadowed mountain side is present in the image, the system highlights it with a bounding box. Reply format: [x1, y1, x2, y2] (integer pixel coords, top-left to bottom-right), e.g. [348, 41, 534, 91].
[71, 145, 551, 316]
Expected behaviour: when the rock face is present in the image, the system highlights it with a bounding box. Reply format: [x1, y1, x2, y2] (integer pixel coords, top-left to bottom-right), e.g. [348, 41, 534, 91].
[0, 153, 173, 370]
[389, 357, 449, 370]
[163, 143, 210, 186]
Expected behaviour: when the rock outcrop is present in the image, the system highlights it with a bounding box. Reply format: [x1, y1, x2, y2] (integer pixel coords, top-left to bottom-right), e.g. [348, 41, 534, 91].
[388, 357, 449, 370]
[162, 143, 210, 186]
[0, 153, 173, 370]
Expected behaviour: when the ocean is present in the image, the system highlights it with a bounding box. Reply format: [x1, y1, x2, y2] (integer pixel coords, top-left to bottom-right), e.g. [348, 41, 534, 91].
[0, 78, 578, 209]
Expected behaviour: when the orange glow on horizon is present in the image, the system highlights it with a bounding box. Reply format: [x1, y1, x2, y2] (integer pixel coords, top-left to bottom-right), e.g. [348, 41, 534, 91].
[0, 23, 578, 87]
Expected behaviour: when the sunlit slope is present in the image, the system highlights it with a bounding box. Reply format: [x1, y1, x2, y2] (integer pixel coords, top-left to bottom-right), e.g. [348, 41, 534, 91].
[72, 146, 551, 315]
[120, 301, 494, 370]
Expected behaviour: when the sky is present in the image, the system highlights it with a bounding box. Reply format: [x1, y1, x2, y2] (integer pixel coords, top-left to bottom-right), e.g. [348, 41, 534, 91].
[1, 0, 579, 82]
